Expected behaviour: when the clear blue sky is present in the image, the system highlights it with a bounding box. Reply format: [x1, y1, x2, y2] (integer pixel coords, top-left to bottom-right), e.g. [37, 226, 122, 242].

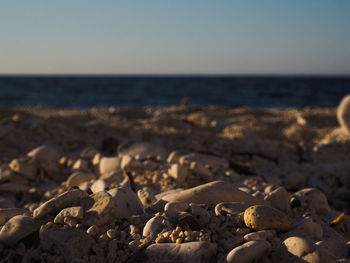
[1, 1, 349, 75]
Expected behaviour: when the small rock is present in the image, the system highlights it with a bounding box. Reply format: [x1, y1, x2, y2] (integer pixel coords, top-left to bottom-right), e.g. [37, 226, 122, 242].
[54, 206, 84, 224]
[99, 157, 121, 175]
[83, 191, 114, 226]
[168, 164, 188, 182]
[293, 188, 331, 215]
[108, 187, 144, 219]
[8, 158, 37, 179]
[0, 215, 40, 246]
[143, 215, 166, 238]
[145, 241, 217, 263]
[137, 187, 157, 207]
[120, 154, 143, 171]
[282, 236, 322, 263]
[90, 179, 108, 193]
[225, 240, 271, 263]
[27, 144, 62, 163]
[215, 202, 250, 216]
[66, 172, 96, 188]
[264, 186, 291, 214]
[179, 153, 228, 172]
[244, 205, 292, 232]
[167, 151, 182, 164]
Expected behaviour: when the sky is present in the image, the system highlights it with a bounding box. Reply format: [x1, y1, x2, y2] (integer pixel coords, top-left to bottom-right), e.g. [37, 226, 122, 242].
[0, 1, 349, 75]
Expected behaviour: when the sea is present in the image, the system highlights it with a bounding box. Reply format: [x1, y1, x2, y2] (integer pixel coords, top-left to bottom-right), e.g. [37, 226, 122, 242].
[0, 75, 349, 108]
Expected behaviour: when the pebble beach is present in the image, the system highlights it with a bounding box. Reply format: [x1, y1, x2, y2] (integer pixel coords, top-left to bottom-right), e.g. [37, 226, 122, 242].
[0, 96, 350, 262]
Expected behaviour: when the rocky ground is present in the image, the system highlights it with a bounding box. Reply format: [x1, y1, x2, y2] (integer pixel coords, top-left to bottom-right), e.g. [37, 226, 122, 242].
[0, 101, 350, 262]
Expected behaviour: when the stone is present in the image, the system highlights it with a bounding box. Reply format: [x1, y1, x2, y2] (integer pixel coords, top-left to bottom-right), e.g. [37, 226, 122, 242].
[225, 240, 271, 263]
[83, 191, 114, 226]
[120, 154, 143, 171]
[54, 206, 84, 224]
[72, 158, 89, 171]
[8, 158, 37, 179]
[190, 203, 210, 225]
[40, 225, 94, 262]
[337, 94, 350, 133]
[215, 202, 250, 216]
[291, 217, 323, 240]
[264, 186, 291, 214]
[164, 201, 189, 219]
[33, 188, 89, 219]
[244, 230, 276, 241]
[0, 208, 30, 225]
[27, 144, 62, 163]
[293, 188, 331, 214]
[142, 215, 166, 238]
[161, 181, 261, 206]
[145, 241, 217, 263]
[0, 215, 40, 246]
[66, 172, 96, 188]
[108, 187, 144, 219]
[90, 179, 108, 193]
[244, 205, 292, 232]
[137, 187, 157, 207]
[99, 157, 121, 175]
[189, 162, 213, 180]
[283, 236, 322, 263]
[316, 240, 348, 259]
[168, 164, 188, 182]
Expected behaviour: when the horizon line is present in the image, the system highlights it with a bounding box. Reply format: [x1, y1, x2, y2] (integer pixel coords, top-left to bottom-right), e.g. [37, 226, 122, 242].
[0, 73, 350, 78]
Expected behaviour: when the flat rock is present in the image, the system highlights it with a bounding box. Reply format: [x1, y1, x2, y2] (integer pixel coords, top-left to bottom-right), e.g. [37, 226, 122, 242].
[0, 215, 40, 246]
[161, 181, 261, 206]
[244, 205, 292, 232]
[145, 241, 217, 263]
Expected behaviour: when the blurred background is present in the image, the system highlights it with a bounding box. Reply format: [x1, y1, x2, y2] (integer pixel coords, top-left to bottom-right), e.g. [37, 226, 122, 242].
[1, 1, 349, 108]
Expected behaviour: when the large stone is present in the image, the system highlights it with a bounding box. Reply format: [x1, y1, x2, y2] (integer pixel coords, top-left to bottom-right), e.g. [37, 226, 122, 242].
[264, 186, 291, 214]
[225, 240, 271, 263]
[145, 241, 217, 263]
[33, 188, 89, 219]
[161, 181, 261, 206]
[244, 205, 292, 232]
[66, 172, 96, 188]
[0, 215, 40, 246]
[337, 94, 350, 133]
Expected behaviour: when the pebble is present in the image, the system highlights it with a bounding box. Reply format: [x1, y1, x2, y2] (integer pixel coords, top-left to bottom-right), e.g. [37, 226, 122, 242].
[83, 191, 114, 226]
[161, 181, 261, 206]
[244, 205, 292, 232]
[99, 157, 121, 175]
[0, 215, 40, 246]
[143, 215, 166, 238]
[145, 241, 217, 263]
[225, 240, 271, 263]
[179, 153, 229, 172]
[108, 186, 144, 219]
[293, 188, 331, 214]
[66, 172, 96, 188]
[282, 236, 323, 263]
[54, 206, 84, 224]
[168, 163, 189, 182]
[244, 230, 276, 241]
[264, 186, 291, 214]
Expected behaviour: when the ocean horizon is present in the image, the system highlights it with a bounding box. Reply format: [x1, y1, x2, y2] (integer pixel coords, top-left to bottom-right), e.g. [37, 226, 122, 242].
[0, 75, 349, 109]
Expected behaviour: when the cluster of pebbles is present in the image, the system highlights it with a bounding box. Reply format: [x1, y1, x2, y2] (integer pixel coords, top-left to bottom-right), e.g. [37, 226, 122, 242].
[0, 95, 350, 262]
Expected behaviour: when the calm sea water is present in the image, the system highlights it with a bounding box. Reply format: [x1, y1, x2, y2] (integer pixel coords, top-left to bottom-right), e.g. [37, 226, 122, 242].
[0, 76, 349, 108]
